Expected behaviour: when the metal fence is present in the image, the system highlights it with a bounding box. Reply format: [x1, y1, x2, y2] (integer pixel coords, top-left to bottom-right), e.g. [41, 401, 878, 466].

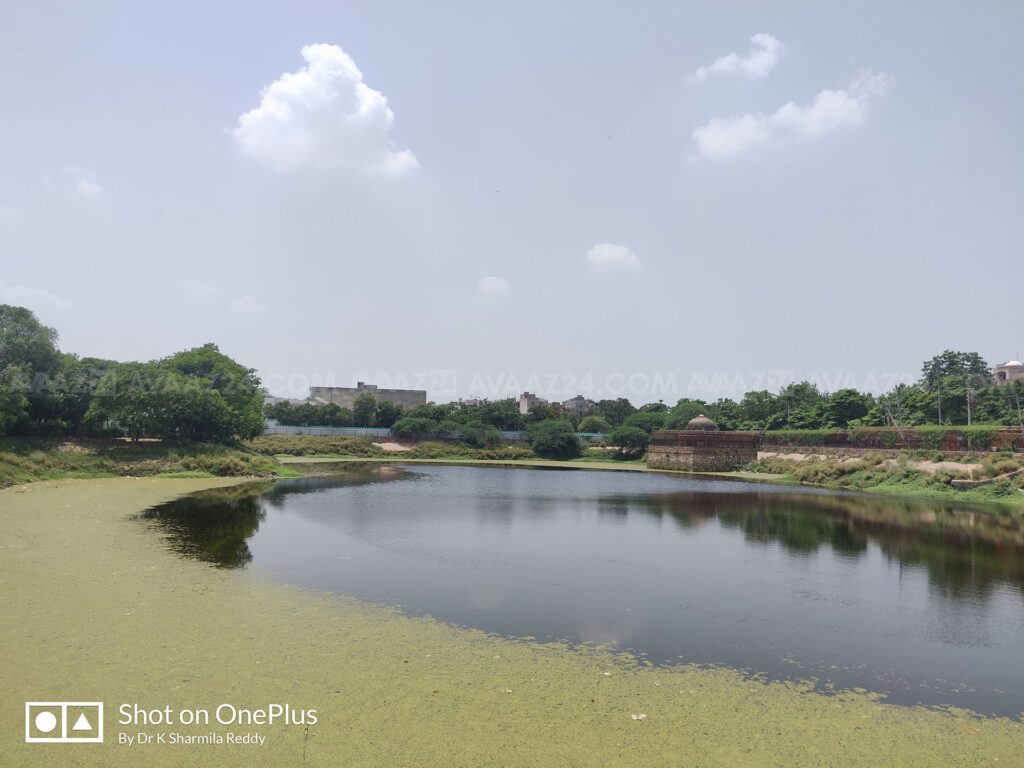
[263, 425, 607, 442]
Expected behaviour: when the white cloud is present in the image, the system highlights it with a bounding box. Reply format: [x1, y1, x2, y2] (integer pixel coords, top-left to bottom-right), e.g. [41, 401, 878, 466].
[692, 70, 894, 160]
[75, 178, 103, 198]
[232, 43, 418, 174]
[0, 282, 72, 310]
[48, 166, 103, 198]
[585, 244, 641, 272]
[477, 276, 511, 295]
[689, 33, 784, 82]
[230, 295, 269, 316]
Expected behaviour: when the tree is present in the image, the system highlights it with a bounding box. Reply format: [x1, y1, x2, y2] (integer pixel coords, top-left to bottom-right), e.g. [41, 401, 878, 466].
[475, 398, 524, 430]
[921, 350, 992, 425]
[452, 419, 501, 448]
[738, 390, 781, 429]
[162, 344, 264, 440]
[621, 411, 667, 434]
[638, 401, 668, 413]
[391, 416, 439, 436]
[352, 393, 378, 427]
[608, 425, 649, 458]
[0, 364, 29, 435]
[31, 354, 118, 435]
[592, 398, 636, 427]
[526, 420, 582, 459]
[822, 388, 870, 428]
[0, 305, 59, 372]
[525, 402, 558, 422]
[86, 345, 264, 442]
[664, 398, 709, 430]
[375, 400, 404, 428]
[577, 414, 612, 433]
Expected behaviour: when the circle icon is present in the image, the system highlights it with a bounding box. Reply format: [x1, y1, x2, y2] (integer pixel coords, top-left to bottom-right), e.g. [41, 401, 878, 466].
[34, 711, 58, 733]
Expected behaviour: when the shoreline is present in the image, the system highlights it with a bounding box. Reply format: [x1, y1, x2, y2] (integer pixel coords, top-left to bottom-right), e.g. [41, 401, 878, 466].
[275, 454, 1024, 510]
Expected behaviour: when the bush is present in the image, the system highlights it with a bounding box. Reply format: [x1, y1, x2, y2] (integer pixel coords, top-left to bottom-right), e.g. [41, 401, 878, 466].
[577, 415, 612, 433]
[607, 426, 650, 458]
[526, 420, 582, 459]
[391, 417, 441, 437]
[245, 435, 384, 457]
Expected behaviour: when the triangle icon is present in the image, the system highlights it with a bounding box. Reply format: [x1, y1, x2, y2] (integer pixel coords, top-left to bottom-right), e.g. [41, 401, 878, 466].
[72, 713, 92, 731]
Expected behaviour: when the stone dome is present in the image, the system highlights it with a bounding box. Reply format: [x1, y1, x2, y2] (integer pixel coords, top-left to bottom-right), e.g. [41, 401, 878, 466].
[686, 414, 718, 431]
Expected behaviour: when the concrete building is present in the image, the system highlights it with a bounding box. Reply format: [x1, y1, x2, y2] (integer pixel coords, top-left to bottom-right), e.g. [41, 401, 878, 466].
[994, 360, 1024, 385]
[561, 395, 594, 418]
[518, 391, 547, 415]
[646, 414, 760, 472]
[309, 382, 427, 410]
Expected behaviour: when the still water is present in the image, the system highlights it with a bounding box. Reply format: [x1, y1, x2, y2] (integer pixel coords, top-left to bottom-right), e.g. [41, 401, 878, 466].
[142, 464, 1024, 717]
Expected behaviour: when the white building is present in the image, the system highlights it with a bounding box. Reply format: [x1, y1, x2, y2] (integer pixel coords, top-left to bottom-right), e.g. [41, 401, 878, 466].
[994, 360, 1024, 384]
[518, 392, 547, 414]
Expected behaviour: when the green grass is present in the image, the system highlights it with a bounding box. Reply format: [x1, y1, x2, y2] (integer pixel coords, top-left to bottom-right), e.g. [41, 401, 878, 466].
[751, 454, 1024, 508]
[0, 437, 295, 488]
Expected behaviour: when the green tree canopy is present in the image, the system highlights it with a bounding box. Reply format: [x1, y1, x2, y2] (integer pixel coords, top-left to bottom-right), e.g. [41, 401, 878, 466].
[608, 425, 650, 458]
[592, 398, 636, 427]
[0, 304, 59, 372]
[352, 393, 378, 427]
[526, 419, 582, 459]
[577, 414, 612, 433]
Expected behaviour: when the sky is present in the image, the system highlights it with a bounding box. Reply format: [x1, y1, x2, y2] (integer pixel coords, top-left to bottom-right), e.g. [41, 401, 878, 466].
[1, 1, 1022, 404]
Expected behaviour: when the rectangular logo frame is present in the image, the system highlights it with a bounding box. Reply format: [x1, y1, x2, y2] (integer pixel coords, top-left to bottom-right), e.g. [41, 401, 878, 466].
[25, 701, 104, 743]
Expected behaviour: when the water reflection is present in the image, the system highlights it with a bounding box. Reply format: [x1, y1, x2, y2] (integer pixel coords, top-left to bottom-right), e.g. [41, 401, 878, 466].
[634, 491, 1024, 602]
[141, 465, 413, 567]
[141, 464, 1024, 716]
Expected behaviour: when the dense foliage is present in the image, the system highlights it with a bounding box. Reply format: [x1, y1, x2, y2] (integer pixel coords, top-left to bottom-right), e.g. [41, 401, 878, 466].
[526, 420, 583, 459]
[0, 306, 263, 442]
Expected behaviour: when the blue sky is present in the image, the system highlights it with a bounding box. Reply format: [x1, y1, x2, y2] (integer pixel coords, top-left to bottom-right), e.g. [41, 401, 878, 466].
[1, 1, 1022, 403]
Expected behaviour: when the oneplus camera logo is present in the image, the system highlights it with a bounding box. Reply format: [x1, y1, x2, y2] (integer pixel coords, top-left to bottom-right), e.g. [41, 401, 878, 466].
[25, 702, 104, 743]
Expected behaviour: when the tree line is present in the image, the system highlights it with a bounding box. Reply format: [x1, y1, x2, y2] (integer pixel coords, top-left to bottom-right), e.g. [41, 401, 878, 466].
[4, 303, 1021, 451]
[267, 350, 1024, 458]
[0, 305, 264, 442]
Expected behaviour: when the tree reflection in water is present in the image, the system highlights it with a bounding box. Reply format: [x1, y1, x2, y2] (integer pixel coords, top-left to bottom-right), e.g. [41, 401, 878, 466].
[631, 490, 1024, 602]
[140, 465, 413, 568]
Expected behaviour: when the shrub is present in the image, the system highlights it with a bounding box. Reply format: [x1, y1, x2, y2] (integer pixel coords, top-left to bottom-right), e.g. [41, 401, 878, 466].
[577, 415, 612, 433]
[526, 420, 582, 459]
[245, 435, 384, 457]
[391, 417, 441, 437]
[607, 426, 650, 458]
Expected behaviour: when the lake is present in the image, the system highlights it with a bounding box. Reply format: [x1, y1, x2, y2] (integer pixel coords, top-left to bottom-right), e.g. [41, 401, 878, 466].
[141, 464, 1024, 717]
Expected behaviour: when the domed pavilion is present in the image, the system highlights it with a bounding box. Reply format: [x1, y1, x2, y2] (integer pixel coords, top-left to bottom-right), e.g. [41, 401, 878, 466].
[646, 414, 760, 472]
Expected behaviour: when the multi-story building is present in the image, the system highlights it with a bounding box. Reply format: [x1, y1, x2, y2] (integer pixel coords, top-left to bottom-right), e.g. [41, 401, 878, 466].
[518, 391, 547, 415]
[561, 395, 595, 418]
[309, 382, 427, 410]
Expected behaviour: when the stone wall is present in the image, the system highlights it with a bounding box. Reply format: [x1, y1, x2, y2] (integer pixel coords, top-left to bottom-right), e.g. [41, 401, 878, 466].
[646, 430, 760, 472]
[647, 444, 758, 472]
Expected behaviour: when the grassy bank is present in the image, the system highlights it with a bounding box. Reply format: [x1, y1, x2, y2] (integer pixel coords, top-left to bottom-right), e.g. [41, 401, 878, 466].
[247, 434, 780, 481]
[752, 452, 1024, 508]
[0, 438, 298, 488]
[1, 477, 1021, 767]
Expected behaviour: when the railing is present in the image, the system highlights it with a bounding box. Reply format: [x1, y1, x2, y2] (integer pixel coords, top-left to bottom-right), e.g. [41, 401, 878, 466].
[263, 425, 607, 442]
